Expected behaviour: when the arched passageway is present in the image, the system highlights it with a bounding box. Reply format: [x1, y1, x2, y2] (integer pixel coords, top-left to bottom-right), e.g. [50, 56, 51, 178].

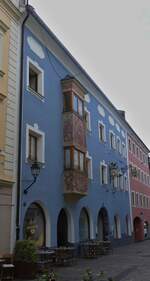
[97, 208, 109, 240]
[57, 209, 68, 247]
[79, 208, 90, 241]
[114, 215, 121, 239]
[23, 202, 46, 247]
[134, 217, 143, 241]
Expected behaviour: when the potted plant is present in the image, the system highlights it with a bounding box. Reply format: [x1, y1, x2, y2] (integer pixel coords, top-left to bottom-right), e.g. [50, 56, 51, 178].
[14, 240, 38, 279]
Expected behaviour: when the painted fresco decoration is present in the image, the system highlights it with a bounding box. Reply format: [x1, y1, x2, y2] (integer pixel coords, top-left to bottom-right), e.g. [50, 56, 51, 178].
[108, 116, 115, 126]
[23, 203, 45, 247]
[84, 94, 91, 103]
[97, 104, 105, 117]
[27, 36, 45, 59]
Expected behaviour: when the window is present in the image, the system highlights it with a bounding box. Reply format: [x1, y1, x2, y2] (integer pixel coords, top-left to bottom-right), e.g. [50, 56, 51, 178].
[29, 133, 38, 161]
[100, 162, 108, 185]
[128, 139, 131, 151]
[73, 149, 85, 172]
[116, 137, 121, 153]
[136, 147, 139, 158]
[122, 143, 126, 158]
[27, 57, 44, 97]
[123, 175, 128, 191]
[119, 174, 124, 190]
[109, 131, 116, 149]
[64, 147, 86, 172]
[64, 148, 71, 169]
[63, 93, 72, 112]
[26, 124, 45, 163]
[73, 94, 83, 117]
[135, 193, 139, 207]
[132, 143, 135, 154]
[98, 121, 106, 142]
[140, 150, 142, 161]
[140, 194, 143, 207]
[131, 191, 136, 206]
[86, 152, 93, 179]
[85, 108, 91, 131]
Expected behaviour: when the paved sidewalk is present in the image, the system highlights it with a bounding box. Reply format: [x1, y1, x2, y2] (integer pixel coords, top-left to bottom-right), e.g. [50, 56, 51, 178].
[52, 240, 150, 281]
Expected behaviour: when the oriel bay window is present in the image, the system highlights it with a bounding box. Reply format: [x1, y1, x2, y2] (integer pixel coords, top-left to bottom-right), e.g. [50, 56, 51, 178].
[63, 92, 84, 118]
[64, 147, 85, 172]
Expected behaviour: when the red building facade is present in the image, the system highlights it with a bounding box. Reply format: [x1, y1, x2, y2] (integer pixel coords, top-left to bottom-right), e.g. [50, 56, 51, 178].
[128, 133, 150, 241]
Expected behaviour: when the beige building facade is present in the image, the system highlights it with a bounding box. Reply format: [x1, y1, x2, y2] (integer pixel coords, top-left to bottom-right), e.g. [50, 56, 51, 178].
[0, 0, 25, 254]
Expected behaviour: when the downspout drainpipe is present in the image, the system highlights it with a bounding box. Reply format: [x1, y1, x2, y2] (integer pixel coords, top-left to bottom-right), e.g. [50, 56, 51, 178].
[16, 6, 30, 241]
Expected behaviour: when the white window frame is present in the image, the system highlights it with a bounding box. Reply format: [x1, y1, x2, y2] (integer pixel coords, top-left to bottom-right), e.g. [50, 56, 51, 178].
[109, 130, 116, 149]
[86, 152, 93, 180]
[131, 191, 136, 207]
[27, 56, 44, 98]
[26, 124, 45, 163]
[122, 142, 126, 158]
[100, 161, 108, 185]
[116, 136, 121, 154]
[98, 120, 106, 143]
[84, 107, 91, 132]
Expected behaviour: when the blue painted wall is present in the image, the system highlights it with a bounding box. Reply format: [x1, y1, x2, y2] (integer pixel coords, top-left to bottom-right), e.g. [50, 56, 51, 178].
[20, 26, 131, 246]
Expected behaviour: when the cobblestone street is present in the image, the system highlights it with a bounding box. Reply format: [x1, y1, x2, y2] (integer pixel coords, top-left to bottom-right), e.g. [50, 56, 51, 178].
[51, 240, 150, 281]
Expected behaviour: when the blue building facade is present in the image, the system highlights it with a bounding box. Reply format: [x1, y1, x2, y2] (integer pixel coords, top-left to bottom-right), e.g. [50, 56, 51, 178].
[19, 7, 132, 248]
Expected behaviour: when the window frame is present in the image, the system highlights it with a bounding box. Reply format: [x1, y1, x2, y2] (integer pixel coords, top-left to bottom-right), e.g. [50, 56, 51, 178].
[100, 162, 108, 185]
[109, 130, 116, 150]
[85, 107, 91, 132]
[98, 120, 106, 143]
[86, 152, 93, 180]
[26, 124, 45, 164]
[27, 57, 44, 98]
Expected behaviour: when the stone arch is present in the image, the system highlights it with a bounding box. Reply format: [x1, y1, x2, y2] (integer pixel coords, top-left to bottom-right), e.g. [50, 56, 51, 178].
[114, 214, 121, 239]
[23, 201, 49, 247]
[134, 217, 143, 241]
[79, 207, 91, 241]
[57, 208, 74, 246]
[97, 207, 109, 240]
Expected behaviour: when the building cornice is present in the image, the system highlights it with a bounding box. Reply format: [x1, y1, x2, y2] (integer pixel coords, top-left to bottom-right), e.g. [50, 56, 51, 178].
[0, 0, 23, 21]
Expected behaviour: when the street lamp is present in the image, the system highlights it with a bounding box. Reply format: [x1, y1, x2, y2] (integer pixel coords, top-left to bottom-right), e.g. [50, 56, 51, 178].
[24, 162, 41, 194]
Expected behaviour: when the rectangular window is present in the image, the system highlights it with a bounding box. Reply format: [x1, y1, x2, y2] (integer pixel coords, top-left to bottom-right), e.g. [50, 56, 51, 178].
[26, 125, 45, 164]
[73, 148, 85, 172]
[100, 163, 107, 185]
[98, 122, 106, 142]
[132, 143, 135, 154]
[140, 194, 143, 207]
[128, 139, 131, 151]
[74, 149, 79, 169]
[116, 137, 121, 153]
[122, 143, 126, 158]
[64, 148, 71, 169]
[131, 191, 136, 206]
[136, 147, 139, 158]
[27, 57, 44, 97]
[135, 193, 139, 207]
[110, 131, 115, 149]
[85, 108, 91, 131]
[86, 155, 93, 179]
[29, 134, 38, 162]
[73, 94, 83, 117]
[63, 93, 72, 112]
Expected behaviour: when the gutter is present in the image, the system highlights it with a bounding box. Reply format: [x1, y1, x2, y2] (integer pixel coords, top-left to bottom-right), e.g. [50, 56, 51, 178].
[16, 7, 30, 241]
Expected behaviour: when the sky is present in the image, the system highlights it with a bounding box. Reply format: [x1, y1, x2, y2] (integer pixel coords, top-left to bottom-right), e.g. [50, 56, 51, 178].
[29, 0, 150, 148]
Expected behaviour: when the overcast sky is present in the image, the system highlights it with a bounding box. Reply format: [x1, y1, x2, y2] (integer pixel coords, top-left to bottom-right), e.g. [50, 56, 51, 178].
[29, 0, 150, 148]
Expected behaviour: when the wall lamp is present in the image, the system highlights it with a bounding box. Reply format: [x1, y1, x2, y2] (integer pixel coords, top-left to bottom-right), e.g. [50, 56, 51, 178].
[24, 162, 41, 194]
